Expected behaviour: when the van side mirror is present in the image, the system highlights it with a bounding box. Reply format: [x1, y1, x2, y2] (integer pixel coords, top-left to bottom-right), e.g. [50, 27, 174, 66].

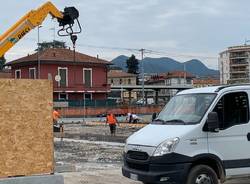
[152, 112, 157, 121]
[207, 112, 219, 132]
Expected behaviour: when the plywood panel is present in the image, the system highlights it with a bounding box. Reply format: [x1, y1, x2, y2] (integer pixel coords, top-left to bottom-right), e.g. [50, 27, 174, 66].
[0, 79, 54, 177]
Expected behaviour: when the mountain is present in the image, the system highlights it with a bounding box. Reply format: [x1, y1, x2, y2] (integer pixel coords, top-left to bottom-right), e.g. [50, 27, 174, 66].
[111, 55, 219, 77]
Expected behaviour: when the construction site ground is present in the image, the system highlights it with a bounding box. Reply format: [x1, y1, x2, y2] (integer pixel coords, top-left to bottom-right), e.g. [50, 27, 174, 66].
[54, 122, 250, 184]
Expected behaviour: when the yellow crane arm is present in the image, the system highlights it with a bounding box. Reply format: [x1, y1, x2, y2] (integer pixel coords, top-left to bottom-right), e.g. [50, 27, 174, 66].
[0, 1, 81, 57]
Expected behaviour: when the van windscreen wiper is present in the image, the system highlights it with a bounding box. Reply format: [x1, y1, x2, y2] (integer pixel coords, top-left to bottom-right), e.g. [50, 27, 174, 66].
[153, 118, 166, 124]
[164, 119, 186, 125]
[152, 118, 186, 125]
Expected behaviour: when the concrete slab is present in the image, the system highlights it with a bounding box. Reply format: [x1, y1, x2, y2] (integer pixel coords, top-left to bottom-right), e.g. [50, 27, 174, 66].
[0, 174, 64, 184]
[55, 164, 76, 173]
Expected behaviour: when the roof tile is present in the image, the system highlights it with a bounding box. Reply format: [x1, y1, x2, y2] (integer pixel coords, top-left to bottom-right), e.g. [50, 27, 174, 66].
[6, 48, 110, 65]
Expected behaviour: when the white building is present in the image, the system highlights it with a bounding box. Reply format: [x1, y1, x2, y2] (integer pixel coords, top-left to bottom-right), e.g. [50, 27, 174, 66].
[219, 45, 250, 84]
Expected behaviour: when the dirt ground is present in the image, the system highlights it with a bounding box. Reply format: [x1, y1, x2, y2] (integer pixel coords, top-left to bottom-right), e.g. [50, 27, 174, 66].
[54, 123, 140, 184]
[54, 123, 250, 184]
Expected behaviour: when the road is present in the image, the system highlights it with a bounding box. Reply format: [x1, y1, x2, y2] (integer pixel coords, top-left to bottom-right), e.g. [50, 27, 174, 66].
[56, 124, 250, 184]
[62, 168, 250, 184]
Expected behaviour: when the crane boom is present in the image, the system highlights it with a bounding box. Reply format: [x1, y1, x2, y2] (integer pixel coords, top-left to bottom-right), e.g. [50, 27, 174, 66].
[0, 1, 81, 57]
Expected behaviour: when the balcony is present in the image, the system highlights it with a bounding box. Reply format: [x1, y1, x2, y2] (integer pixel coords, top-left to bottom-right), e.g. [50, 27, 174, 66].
[230, 62, 248, 67]
[230, 74, 249, 79]
[230, 70, 249, 74]
[230, 53, 249, 59]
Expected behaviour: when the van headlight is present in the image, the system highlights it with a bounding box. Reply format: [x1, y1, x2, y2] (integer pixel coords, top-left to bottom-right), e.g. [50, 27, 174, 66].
[153, 137, 180, 157]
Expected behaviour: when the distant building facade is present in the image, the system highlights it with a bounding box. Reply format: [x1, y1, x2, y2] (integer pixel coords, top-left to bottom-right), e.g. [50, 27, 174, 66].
[108, 69, 137, 102]
[193, 78, 220, 88]
[6, 48, 110, 101]
[219, 45, 250, 84]
[147, 71, 194, 99]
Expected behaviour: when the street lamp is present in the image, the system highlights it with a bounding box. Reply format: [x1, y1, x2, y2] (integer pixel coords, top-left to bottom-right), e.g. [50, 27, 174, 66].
[37, 25, 42, 79]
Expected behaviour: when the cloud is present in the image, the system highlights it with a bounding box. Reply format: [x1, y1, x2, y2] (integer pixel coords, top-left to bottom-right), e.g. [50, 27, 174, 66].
[2, 0, 250, 70]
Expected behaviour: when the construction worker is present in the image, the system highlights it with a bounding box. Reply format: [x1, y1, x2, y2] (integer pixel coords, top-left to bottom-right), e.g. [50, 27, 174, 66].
[106, 113, 118, 136]
[53, 108, 62, 132]
[53, 108, 61, 125]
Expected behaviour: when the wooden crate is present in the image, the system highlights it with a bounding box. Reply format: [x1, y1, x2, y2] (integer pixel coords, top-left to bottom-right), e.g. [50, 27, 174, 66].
[0, 79, 54, 177]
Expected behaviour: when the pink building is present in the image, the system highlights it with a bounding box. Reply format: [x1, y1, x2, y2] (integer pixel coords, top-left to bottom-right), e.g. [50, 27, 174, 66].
[6, 48, 111, 101]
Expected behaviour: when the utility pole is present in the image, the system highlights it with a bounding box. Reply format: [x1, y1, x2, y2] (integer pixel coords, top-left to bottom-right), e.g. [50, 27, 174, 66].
[37, 25, 42, 79]
[140, 48, 145, 104]
[184, 63, 186, 84]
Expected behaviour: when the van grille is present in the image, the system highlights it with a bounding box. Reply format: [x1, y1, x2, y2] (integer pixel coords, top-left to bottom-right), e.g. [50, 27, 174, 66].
[126, 161, 149, 171]
[127, 151, 149, 161]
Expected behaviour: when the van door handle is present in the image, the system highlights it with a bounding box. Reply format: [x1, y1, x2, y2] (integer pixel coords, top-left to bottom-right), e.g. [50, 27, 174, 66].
[247, 133, 250, 141]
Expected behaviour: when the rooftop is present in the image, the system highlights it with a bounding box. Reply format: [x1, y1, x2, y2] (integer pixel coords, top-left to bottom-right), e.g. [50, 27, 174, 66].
[220, 44, 250, 54]
[164, 71, 194, 78]
[6, 48, 110, 66]
[108, 70, 136, 78]
[193, 78, 220, 85]
[149, 71, 194, 82]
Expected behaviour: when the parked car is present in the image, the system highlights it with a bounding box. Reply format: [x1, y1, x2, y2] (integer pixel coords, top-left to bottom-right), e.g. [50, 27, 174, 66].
[135, 98, 154, 105]
[122, 84, 250, 184]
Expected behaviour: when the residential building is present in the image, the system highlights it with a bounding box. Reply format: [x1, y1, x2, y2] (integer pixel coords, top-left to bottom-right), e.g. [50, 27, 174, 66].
[6, 48, 110, 101]
[219, 45, 250, 84]
[193, 78, 220, 88]
[108, 69, 137, 102]
[147, 71, 194, 99]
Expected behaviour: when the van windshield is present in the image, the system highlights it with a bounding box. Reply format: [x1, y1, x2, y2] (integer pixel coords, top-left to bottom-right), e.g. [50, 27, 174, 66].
[153, 93, 216, 125]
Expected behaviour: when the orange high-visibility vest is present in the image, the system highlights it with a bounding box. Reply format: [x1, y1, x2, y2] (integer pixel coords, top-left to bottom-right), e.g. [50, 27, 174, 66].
[107, 114, 117, 125]
[53, 110, 60, 121]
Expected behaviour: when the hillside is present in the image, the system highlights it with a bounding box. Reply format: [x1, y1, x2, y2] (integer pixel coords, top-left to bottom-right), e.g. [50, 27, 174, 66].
[112, 55, 219, 77]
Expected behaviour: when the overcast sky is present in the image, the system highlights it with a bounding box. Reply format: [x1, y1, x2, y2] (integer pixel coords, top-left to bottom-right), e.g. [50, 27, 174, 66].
[1, 0, 250, 69]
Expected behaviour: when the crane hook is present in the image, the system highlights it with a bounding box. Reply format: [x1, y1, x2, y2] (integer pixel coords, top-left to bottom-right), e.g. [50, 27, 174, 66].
[70, 34, 77, 48]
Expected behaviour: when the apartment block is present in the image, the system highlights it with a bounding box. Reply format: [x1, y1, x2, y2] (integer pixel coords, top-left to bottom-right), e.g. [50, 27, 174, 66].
[219, 45, 250, 84]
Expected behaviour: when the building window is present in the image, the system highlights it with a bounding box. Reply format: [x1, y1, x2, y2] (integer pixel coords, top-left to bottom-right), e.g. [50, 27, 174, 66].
[15, 69, 21, 79]
[119, 79, 122, 84]
[84, 93, 92, 100]
[83, 68, 92, 87]
[128, 78, 131, 85]
[58, 67, 68, 87]
[111, 79, 114, 84]
[29, 68, 36, 79]
[58, 93, 68, 100]
[48, 73, 52, 80]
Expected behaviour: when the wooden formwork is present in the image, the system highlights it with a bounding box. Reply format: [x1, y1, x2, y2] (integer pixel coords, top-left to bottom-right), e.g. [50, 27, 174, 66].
[0, 79, 54, 178]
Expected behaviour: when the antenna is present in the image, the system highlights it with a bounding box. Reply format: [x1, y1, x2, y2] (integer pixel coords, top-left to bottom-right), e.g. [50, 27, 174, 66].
[245, 38, 250, 45]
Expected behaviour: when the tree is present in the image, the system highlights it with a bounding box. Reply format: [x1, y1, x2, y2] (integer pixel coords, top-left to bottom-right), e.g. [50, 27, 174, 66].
[126, 54, 139, 74]
[0, 56, 6, 70]
[36, 40, 67, 51]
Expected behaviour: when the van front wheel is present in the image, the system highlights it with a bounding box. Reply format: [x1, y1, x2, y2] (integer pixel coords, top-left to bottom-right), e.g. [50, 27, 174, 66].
[186, 165, 218, 184]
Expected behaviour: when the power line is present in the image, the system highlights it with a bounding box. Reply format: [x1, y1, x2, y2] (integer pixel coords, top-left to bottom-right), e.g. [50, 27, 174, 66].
[77, 44, 140, 52]
[76, 44, 218, 60]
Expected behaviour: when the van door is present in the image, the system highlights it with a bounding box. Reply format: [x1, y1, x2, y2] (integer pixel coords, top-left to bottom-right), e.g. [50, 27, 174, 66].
[208, 91, 250, 176]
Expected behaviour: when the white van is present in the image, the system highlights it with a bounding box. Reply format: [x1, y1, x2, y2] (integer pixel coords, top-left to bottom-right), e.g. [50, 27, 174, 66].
[122, 85, 250, 184]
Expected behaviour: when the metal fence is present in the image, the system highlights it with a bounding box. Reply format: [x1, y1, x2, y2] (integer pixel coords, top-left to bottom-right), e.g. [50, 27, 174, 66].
[54, 99, 117, 107]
